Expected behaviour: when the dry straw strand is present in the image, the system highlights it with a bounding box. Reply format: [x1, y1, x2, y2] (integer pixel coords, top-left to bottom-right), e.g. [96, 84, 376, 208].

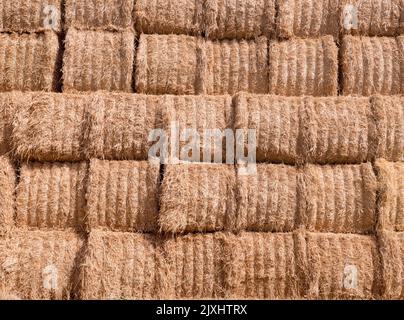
[86, 159, 160, 232]
[63, 29, 135, 92]
[15, 162, 87, 231]
[268, 36, 338, 96]
[0, 156, 15, 236]
[160, 163, 237, 233]
[375, 160, 404, 232]
[0, 0, 62, 33]
[0, 32, 59, 92]
[0, 230, 83, 300]
[65, 0, 134, 31]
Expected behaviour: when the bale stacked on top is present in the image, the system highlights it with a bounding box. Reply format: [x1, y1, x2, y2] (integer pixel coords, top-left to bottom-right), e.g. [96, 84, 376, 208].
[0, 230, 83, 300]
[378, 231, 404, 299]
[160, 163, 237, 233]
[237, 164, 298, 232]
[372, 95, 403, 162]
[63, 29, 135, 92]
[78, 231, 159, 300]
[15, 162, 87, 231]
[375, 160, 404, 232]
[0, 32, 59, 92]
[0, 156, 15, 236]
[0, 0, 62, 33]
[299, 163, 377, 234]
[268, 36, 338, 96]
[12, 93, 88, 162]
[306, 233, 380, 299]
[342, 36, 403, 95]
[203, 37, 268, 94]
[65, 0, 134, 31]
[160, 95, 233, 162]
[86, 160, 160, 233]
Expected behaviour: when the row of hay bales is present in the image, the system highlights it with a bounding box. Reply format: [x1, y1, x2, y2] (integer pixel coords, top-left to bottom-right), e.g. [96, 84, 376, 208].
[0, 31, 402, 95]
[0, 0, 402, 38]
[0, 228, 403, 299]
[1, 92, 402, 163]
[0, 157, 402, 235]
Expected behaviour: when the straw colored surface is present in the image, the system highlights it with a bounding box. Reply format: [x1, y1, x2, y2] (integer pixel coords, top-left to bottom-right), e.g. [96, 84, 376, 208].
[0, 93, 15, 155]
[0, 156, 15, 236]
[63, 29, 135, 92]
[15, 162, 87, 231]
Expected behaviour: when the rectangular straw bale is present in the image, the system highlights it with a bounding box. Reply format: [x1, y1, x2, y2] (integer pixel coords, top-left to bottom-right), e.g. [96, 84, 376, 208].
[0, 0, 62, 33]
[135, 0, 202, 35]
[0, 93, 15, 155]
[160, 233, 226, 299]
[78, 231, 159, 300]
[301, 96, 374, 164]
[341, 36, 402, 95]
[299, 163, 377, 234]
[372, 95, 403, 161]
[15, 162, 87, 231]
[63, 29, 135, 92]
[306, 233, 380, 299]
[342, 0, 402, 36]
[237, 164, 298, 232]
[269, 36, 338, 96]
[277, 0, 342, 38]
[11, 93, 88, 162]
[375, 160, 404, 232]
[135, 34, 199, 95]
[65, 0, 134, 31]
[234, 93, 302, 164]
[85, 93, 161, 160]
[0, 156, 15, 236]
[204, 0, 276, 39]
[222, 231, 308, 299]
[378, 231, 404, 299]
[203, 37, 268, 95]
[0, 32, 59, 92]
[86, 159, 159, 233]
[0, 230, 83, 300]
[160, 95, 233, 163]
[160, 163, 236, 234]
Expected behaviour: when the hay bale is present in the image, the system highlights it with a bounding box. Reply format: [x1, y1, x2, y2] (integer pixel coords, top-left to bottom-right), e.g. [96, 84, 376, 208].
[160, 95, 233, 162]
[277, 0, 341, 38]
[63, 29, 135, 92]
[306, 233, 380, 299]
[0, 156, 15, 236]
[86, 159, 160, 232]
[65, 0, 134, 31]
[135, 34, 199, 95]
[378, 231, 404, 299]
[203, 37, 268, 94]
[11, 93, 88, 162]
[0, 32, 59, 92]
[135, 0, 202, 35]
[375, 160, 404, 232]
[204, 0, 276, 39]
[301, 96, 374, 164]
[160, 163, 236, 233]
[222, 231, 307, 299]
[342, 0, 402, 36]
[237, 164, 298, 232]
[160, 233, 226, 299]
[0, 230, 83, 300]
[15, 162, 87, 231]
[372, 95, 403, 161]
[342, 36, 402, 95]
[299, 163, 377, 234]
[85, 93, 161, 160]
[0, 93, 16, 155]
[234, 93, 302, 164]
[0, 0, 62, 33]
[78, 231, 159, 300]
[268, 36, 338, 96]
